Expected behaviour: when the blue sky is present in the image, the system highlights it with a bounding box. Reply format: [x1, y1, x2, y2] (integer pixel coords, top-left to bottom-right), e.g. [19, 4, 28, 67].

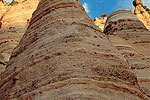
[79, 0, 150, 19]
[6, 0, 150, 20]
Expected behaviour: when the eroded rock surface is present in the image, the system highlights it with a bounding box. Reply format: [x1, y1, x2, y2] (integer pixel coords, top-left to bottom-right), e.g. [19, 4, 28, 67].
[104, 10, 150, 98]
[94, 0, 150, 31]
[133, 0, 150, 30]
[0, 0, 148, 100]
[0, 0, 39, 74]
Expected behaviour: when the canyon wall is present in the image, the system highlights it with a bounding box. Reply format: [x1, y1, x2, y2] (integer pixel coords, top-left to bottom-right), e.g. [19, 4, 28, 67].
[0, 0, 149, 100]
[0, 0, 39, 74]
[104, 9, 150, 98]
[0, 0, 149, 99]
[133, 0, 150, 30]
[94, 0, 150, 31]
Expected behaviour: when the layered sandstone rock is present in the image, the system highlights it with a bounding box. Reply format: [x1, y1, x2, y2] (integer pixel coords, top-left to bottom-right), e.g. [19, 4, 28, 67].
[94, 0, 150, 31]
[133, 0, 150, 30]
[0, 0, 39, 74]
[94, 17, 107, 31]
[0, 0, 149, 100]
[104, 10, 150, 98]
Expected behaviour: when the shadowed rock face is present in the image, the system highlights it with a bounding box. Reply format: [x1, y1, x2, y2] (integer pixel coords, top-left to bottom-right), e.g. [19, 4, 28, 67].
[104, 10, 150, 98]
[0, 0, 148, 100]
[133, 0, 143, 7]
[0, 0, 3, 3]
[0, 0, 39, 74]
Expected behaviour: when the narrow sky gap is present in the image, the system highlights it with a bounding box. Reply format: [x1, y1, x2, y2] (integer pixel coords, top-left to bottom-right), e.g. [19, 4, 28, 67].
[5, 0, 12, 2]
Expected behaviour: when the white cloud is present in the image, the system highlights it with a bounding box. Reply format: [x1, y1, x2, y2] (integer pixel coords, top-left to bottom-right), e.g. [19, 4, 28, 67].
[83, 3, 90, 13]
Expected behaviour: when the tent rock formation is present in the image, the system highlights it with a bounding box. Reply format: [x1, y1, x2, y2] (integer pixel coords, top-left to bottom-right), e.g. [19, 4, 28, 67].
[104, 9, 150, 98]
[0, 0, 149, 99]
[95, 0, 150, 31]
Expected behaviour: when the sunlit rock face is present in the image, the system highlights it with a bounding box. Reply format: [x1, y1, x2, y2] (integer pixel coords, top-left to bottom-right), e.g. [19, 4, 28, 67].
[104, 9, 150, 98]
[12, 0, 25, 3]
[0, 0, 5, 17]
[0, 0, 148, 100]
[133, 0, 150, 30]
[0, 0, 39, 74]
[94, 17, 107, 31]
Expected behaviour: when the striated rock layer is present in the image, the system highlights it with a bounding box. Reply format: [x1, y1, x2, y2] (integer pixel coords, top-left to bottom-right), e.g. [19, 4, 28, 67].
[0, 0, 39, 74]
[0, 0, 149, 100]
[104, 10, 150, 98]
[94, 0, 150, 31]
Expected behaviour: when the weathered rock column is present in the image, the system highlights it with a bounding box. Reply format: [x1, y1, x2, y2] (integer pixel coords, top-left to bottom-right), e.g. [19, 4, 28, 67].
[133, 0, 150, 30]
[0, 1, 148, 100]
[104, 10, 150, 98]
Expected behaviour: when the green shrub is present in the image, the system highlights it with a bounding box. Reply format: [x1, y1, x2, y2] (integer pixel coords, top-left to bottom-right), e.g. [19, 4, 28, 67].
[101, 13, 107, 17]
[143, 6, 150, 11]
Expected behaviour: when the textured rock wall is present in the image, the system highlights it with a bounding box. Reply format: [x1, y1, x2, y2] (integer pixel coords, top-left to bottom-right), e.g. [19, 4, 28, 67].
[0, 0, 148, 100]
[133, 0, 150, 30]
[0, 0, 39, 74]
[104, 10, 150, 98]
[94, 0, 150, 31]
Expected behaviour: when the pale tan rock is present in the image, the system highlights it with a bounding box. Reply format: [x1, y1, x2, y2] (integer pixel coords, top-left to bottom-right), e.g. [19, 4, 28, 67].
[0, 0, 5, 17]
[12, 0, 25, 3]
[0, 0, 148, 100]
[133, 0, 150, 30]
[94, 17, 107, 31]
[104, 9, 150, 98]
[0, 0, 39, 74]
[129, 10, 134, 14]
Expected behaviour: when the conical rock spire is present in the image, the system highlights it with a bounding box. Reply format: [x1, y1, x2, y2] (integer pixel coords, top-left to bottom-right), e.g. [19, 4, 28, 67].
[0, 0, 149, 100]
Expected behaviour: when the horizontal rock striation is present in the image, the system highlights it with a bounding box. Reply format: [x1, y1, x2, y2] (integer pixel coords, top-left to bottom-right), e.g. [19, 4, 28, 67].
[104, 10, 147, 34]
[104, 10, 150, 98]
[0, 0, 39, 74]
[0, 0, 148, 100]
